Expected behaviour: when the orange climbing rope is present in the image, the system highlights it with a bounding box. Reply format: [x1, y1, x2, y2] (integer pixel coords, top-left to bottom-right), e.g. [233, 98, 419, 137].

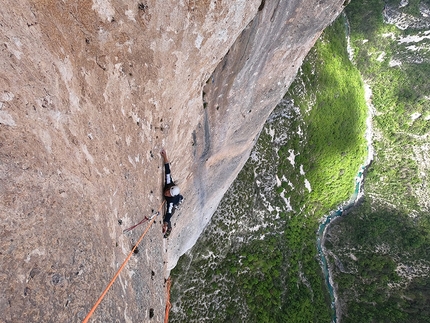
[164, 277, 172, 323]
[82, 201, 165, 323]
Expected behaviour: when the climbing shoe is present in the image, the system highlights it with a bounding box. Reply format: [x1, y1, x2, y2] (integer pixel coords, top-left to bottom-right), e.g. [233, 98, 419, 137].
[164, 227, 172, 239]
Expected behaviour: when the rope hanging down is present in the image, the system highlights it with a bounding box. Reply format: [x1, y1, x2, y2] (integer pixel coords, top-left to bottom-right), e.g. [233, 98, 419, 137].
[164, 277, 172, 323]
[82, 200, 165, 323]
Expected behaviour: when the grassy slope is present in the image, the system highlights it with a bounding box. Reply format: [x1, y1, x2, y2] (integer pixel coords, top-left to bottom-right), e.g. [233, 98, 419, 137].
[169, 15, 368, 323]
[325, 1, 430, 322]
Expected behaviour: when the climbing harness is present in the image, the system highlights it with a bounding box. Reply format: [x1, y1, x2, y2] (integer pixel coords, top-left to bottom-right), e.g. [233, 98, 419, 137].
[82, 200, 165, 323]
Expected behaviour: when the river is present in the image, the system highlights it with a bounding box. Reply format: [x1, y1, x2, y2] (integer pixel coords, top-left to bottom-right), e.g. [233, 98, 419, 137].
[317, 96, 374, 322]
[316, 13, 375, 322]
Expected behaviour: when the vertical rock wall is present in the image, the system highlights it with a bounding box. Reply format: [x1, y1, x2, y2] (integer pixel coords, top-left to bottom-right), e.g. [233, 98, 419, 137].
[172, 0, 346, 268]
[0, 0, 344, 321]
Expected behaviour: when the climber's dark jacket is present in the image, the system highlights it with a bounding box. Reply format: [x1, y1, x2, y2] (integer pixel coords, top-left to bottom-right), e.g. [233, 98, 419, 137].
[163, 163, 183, 229]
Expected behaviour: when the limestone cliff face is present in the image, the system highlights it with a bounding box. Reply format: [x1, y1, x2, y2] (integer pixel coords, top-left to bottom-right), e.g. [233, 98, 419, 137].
[0, 0, 345, 321]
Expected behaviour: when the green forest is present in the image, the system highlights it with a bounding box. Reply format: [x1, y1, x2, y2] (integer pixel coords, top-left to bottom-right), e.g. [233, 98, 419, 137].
[325, 0, 430, 322]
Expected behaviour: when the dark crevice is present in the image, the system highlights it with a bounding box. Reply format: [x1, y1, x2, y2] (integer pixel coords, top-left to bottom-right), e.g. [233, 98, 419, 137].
[258, 0, 265, 11]
[201, 108, 211, 161]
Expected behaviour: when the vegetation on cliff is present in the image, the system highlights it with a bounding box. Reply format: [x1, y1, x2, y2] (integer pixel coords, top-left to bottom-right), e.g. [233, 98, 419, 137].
[170, 14, 368, 323]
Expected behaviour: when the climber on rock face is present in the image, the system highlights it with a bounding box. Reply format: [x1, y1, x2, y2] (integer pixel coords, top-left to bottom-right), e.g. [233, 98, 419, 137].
[161, 149, 183, 238]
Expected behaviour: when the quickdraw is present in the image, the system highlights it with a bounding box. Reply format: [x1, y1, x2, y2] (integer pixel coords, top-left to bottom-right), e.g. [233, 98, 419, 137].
[123, 202, 165, 233]
[123, 215, 151, 233]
